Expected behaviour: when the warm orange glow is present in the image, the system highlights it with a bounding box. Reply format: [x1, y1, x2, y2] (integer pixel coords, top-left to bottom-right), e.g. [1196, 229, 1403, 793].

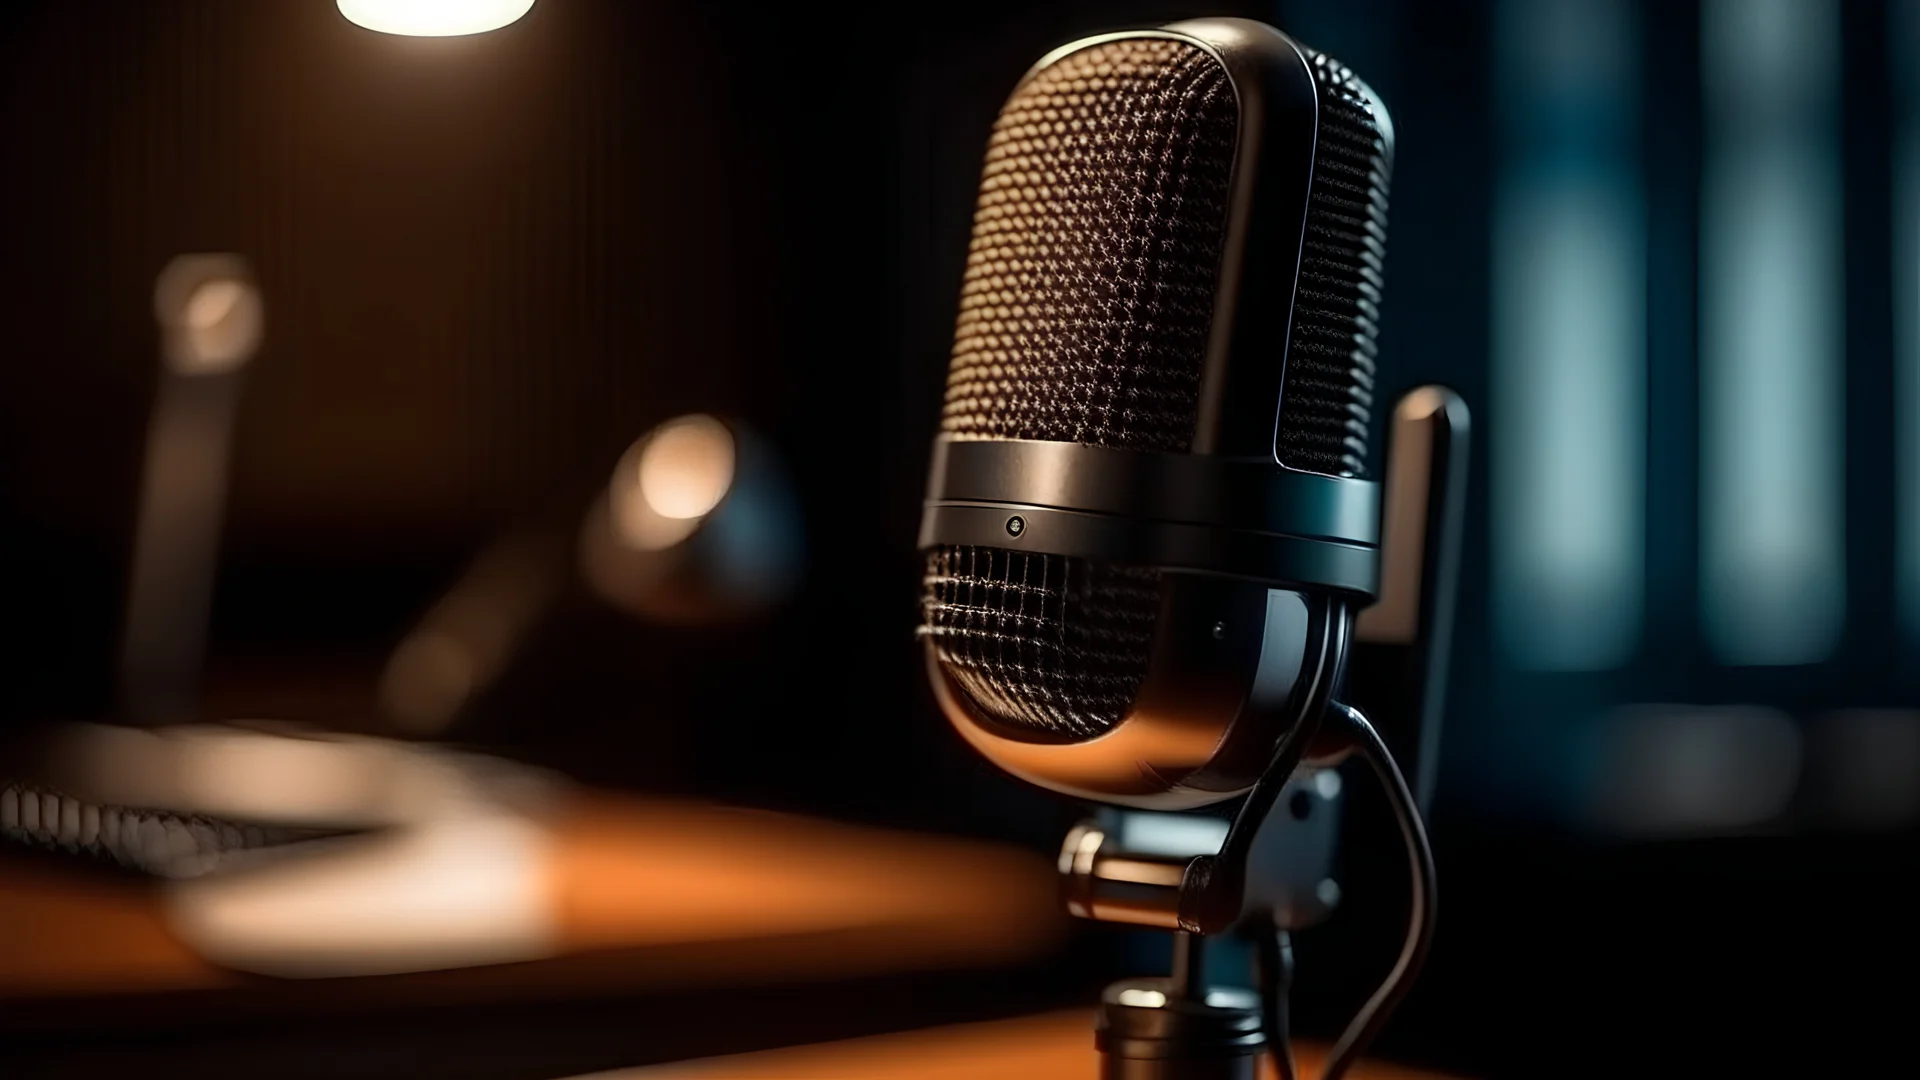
[549, 793, 1062, 966]
[166, 813, 558, 978]
[337, 0, 535, 37]
[0, 857, 235, 999]
[0, 776, 1062, 990]
[571, 1010, 1458, 1080]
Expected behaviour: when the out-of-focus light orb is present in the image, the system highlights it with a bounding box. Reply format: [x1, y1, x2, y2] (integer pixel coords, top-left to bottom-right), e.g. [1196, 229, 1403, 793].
[154, 256, 263, 376]
[177, 278, 263, 374]
[611, 415, 736, 552]
[637, 415, 736, 522]
[582, 415, 803, 624]
[337, 0, 536, 37]
[183, 279, 246, 333]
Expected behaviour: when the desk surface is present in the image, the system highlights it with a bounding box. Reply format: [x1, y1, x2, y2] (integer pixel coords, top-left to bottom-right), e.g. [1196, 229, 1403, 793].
[0, 795, 1459, 1079]
[592, 1009, 1457, 1080]
[0, 790, 1061, 1008]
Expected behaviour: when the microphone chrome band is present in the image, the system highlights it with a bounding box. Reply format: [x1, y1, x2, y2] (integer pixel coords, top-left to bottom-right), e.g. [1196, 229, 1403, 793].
[918, 437, 1381, 598]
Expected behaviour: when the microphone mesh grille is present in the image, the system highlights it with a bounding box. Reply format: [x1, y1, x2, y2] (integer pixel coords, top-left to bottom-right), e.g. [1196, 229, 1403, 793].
[920, 38, 1237, 740]
[921, 547, 1163, 740]
[1280, 50, 1390, 477]
[938, 36, 1236, 452]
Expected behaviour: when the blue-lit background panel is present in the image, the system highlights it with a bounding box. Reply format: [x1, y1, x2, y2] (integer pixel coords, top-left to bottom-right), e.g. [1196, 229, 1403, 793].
[1698, 0, 1844, 666]
[1897, 0, 1920, 648]
[1491, 0, 1644, 672]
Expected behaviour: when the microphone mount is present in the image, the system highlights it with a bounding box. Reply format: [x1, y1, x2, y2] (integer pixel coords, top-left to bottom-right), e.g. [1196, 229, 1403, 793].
[1054, 386, 1467, 1080]
[918, 437, 1382, 599]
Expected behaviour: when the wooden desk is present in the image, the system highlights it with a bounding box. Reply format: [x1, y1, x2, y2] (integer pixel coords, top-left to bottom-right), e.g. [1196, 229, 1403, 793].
[594, 1009, 1458, 1080]
[0, 790, 1062, 1017]
[0, 794, 1464, 1079]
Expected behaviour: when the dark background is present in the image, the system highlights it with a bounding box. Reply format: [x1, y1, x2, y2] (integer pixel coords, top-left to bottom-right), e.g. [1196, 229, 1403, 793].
[3, 0, 1917, 1076]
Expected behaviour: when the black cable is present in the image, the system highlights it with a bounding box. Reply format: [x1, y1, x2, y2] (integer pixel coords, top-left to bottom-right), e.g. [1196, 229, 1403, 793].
[1318, 702, 1437, 1080]
[1253, 920, 1299, 1080]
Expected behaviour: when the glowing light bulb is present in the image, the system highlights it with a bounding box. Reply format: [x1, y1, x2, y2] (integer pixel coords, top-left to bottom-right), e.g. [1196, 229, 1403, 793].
[337, 0, 535, 37]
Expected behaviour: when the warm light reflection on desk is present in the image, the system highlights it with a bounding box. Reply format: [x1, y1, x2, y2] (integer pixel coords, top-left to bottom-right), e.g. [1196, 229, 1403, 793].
[0, 786, 1062, 999]
[584, 1009, 1462, 1080]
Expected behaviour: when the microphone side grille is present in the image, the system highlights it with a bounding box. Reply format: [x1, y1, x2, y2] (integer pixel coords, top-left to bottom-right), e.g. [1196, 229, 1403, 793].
[1279, 50, 1391, 478]
[922, 38, 1238, 741]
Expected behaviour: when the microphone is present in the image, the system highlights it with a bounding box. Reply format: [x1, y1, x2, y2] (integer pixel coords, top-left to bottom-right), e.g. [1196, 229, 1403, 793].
[915, 19, 1447, 1080]
[919, 18, 1388, 814]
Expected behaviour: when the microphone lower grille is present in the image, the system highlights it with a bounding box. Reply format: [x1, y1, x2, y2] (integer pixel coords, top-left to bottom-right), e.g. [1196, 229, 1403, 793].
[921, 38, 1238, 741]
[921, 547, 1161, 741]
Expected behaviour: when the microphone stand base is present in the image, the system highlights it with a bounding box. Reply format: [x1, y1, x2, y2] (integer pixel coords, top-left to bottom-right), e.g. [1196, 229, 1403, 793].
[1095, 975, 1266, 1080]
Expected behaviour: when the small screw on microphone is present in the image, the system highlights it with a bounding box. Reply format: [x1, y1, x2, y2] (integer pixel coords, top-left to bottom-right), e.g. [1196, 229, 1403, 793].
[1211, 621, 1227, 640]
[1005, 515, 1026, 537]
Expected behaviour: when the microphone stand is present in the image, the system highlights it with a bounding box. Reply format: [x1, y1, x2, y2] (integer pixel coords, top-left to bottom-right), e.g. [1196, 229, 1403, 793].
[1075, 764, 1342, 1080]
[121, 255, 263, 727]
[1095, 929, 1266, 1080]
[1068, 388, 1467, 1080]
